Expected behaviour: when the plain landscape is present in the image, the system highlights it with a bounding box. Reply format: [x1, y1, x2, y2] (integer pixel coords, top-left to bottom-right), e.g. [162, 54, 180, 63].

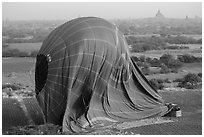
[2, 11, 202, 134]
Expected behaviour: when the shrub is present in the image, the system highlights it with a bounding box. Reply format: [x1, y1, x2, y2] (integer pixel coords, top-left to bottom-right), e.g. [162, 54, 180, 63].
[168, 59, 183, 71]
[159, 54, 174, 65]
[136, 62, 150, 68]
[2, 83, 23, 90]
[177, 73, 202, 89]
[177, 54, 202, 63]
[160, 54, 183, 71]
[146, 57, 152, 64]
[141, 66, 150, 75]
[149, 79, 164, 90]
[170, 68, 179, 73]
[177, 82, 200, 89]
[131, 56, 139, 62]
[160, 63, 170, 74]
[150, 58, 161, 67]
[136, 61, 143, 67]
[198, 73, 202, 78]
[173, 78, 184, 82]
[156, 79, 164, 84]
[164, 45, 189, 50]
[139, 62, 151, 75]
[164, 78, 172, 83]
[145, 57, 161, 67]
[183, 73, 201, 84]
[139, 55, 146, 62]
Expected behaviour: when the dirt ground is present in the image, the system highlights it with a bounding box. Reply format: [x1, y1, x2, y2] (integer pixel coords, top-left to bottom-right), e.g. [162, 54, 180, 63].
[2, 89, 202, 135]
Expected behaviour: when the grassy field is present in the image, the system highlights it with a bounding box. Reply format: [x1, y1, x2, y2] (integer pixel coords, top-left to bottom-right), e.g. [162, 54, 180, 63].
[131, 48, 202, 59]
[2, 57, 36, 73]
[7, 43, 42, 52]
[2, 57, 201, 74]
[2, 58, 36, 88]
[2, 56, 201, 91]
[146, 62, 202, 80]
[6, 42, 202, 57]
[2, 42, 202, 135]
[2, 41, 202, 90]
[172, 44, 202, 49]
[181, 62, 202, 73]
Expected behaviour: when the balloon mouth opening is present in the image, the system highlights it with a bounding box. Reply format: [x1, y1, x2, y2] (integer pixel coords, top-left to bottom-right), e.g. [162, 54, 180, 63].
[35, 54, 48, 94]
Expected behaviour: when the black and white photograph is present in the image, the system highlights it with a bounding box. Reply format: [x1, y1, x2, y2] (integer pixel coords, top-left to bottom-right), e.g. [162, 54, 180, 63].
[2, 1, 202, 135]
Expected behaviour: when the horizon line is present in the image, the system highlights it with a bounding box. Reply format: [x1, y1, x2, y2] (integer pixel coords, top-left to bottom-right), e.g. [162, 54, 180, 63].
[3, 16, 202, 22]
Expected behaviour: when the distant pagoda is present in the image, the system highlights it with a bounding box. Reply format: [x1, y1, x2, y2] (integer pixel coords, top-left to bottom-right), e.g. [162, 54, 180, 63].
[155, 10, 165, 18]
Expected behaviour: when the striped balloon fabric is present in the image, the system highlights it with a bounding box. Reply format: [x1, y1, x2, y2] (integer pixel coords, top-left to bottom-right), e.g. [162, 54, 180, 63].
[35, 17, 168, 133]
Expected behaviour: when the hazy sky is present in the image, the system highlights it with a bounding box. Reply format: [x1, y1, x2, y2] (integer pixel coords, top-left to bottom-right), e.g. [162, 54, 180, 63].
[2, 2, 202, 20]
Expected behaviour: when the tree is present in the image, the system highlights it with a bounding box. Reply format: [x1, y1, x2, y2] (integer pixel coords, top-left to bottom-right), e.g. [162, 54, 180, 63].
[149, 79, 164, 90]
[183, 73, 201, 84]
[160, 54, 183, 72]
[177, 54, 202, 63]
[146, 57, 152, 64]
[139, 55, 146, 62]
[160, 63, 170, 74]
[151, 58, 161, 67]
[198, 73, 202, 78]
[177, 73, 202, 89]
[141, 63, 151, 75]
[167, 59, 183, 72]
[159, 54, 173, 65]
[131, 56, 139, 62]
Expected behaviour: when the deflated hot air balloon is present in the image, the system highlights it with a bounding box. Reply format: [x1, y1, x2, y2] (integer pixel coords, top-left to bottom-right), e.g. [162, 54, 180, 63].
[35, 17, 169, 133]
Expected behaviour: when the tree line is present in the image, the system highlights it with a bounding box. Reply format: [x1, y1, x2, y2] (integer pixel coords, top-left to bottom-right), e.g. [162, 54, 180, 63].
[127, 35, 202, 52]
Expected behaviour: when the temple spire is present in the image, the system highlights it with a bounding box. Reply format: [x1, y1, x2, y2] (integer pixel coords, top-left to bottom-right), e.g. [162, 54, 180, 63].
[155, 9, 165, 18]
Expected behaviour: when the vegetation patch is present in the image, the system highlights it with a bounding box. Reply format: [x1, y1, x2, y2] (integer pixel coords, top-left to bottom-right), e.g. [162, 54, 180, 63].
[175, 73, 202, 89]
[132, 53, 184, 75]
[2, 83, 35, 97]
[2, 48, 38, 57]
[177, 54, 202, 63]
[127, 35, 201, 53]
[2, 83, 23, 90]
[148, 79, 164, 90]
